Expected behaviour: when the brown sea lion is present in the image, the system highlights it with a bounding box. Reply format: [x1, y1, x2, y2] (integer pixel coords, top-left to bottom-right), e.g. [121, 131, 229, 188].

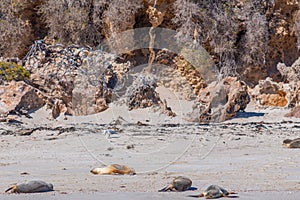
[90, 164, 136, 175]
[283, 138, 300, 148]
[159, 176, 193, 192]
[188, 185, 238, 199]
[5, 180, 53, 193]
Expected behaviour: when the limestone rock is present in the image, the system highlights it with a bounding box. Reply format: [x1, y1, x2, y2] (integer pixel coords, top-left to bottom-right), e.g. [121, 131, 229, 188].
[125, 75, 176, 116]
[23, 40, 116, 118]
[285, 105, 300, 118]
[249, 77, 289, 108]
[188, 77, 250, 122]
[0, 81, 44, 115]
[277, 57, 300, 83]
[127, 77, 161, 110]
[223, 77, 250, 118]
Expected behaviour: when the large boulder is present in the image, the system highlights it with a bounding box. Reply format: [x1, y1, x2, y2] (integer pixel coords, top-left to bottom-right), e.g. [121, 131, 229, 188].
[188, 77, 250, 122]
[0, 81, 44, 115]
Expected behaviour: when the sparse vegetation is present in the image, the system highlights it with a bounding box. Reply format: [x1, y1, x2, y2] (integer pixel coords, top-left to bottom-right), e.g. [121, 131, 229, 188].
[0, 61, 30, 82]
[0, 0, 33, 57]
[0, 0, 299, 83]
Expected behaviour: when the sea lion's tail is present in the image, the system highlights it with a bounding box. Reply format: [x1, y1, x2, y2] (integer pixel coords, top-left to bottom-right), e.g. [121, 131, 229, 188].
[5, 186, 16, 193]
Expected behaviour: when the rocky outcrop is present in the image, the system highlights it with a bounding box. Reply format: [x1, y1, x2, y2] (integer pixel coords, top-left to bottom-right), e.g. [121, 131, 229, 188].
[188, 77, 250, 122]
[277, 57, 300, 108]
[23, 40, 116, 118]
[125, 75, 176, 116]
[0, 81, 44, 115]
[265, 0, 300, 82]
[250, 57, 300, 111]
[285, 105, 300, 118]
[250, 77, 289, 108]
[277, 57, 300, 83]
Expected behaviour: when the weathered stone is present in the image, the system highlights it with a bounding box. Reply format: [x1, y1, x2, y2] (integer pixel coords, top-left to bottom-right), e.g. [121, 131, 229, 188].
[0, 81, 44, 115]
[250, 77, 289, 108]
[188, 77, 250, 122]
[285, 105, 300, 118]
[127, 82, 161, 110]
[21, 40, 119, 118]
[277, 57, 300, 83]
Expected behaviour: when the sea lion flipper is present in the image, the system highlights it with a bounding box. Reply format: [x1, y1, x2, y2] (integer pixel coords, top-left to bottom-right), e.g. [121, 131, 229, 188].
[187, 193, 204, 198]
[5, 186, 16, 193]
[158, 184, 172, 192]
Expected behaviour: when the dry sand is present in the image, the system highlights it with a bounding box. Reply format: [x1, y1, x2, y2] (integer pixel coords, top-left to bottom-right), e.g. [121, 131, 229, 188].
[0, 100, 300, 199]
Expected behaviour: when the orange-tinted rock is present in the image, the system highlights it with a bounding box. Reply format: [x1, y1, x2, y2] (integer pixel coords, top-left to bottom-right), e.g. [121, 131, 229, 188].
[250, 77, 289, 108]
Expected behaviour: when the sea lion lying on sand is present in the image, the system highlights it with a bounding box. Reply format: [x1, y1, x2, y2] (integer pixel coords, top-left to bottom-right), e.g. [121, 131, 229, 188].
[188, 185, 238, 199]
[159, 176, 194, 192]
[282, 138, 300, 148]
[5, 180, 53, 193]
[90, 164, 136, 175]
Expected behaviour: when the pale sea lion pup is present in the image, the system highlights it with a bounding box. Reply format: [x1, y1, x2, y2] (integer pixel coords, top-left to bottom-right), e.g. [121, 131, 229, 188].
[282, 138, 300, 148]
[90, 164, 136, 175]
[159, 176, 194, 192]
[5, 180, 53, 193]
[188, 185, 238, 199]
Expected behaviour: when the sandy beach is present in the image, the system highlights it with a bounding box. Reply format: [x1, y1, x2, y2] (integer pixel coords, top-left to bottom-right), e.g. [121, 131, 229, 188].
[1, 102, 300, 200]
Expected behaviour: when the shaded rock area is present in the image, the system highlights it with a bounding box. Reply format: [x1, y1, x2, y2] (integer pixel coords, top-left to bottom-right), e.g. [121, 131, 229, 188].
[277, 57, 300, 83]
[127, 81, 161, 110]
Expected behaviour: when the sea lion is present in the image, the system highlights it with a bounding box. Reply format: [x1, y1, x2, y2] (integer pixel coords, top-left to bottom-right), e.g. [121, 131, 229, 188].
[188, 185, 238, 199]
[282, 138, 300, 148]
[5, 180, 53, 193]
[90, 164, 136, 175]
[159, 176, 193, 192]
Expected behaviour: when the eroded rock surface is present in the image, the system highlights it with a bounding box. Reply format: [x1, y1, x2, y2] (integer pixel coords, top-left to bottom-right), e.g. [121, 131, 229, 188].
[250, 77, 289, 108]
[0, 81, 44, 115]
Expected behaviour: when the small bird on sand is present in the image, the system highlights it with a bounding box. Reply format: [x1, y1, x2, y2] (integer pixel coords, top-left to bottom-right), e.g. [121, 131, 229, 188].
[103, 129, 118, 138]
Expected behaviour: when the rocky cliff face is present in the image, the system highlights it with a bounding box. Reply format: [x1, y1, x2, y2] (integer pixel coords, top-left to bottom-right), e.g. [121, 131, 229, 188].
[1, 0, 300, 121]
[2, 0, 298, 85]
